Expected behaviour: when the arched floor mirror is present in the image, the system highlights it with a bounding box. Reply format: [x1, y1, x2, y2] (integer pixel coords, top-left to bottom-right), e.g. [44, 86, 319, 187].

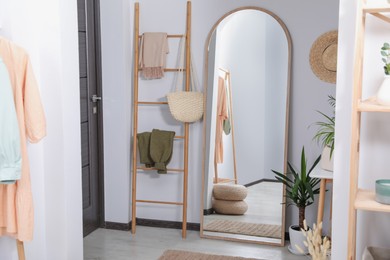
[201, 7, 292, 246]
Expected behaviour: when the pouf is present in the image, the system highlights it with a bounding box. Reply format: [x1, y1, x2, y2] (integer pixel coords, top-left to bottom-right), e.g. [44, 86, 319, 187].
[212, 199, 248, 215]
[213, 184, 248, 201]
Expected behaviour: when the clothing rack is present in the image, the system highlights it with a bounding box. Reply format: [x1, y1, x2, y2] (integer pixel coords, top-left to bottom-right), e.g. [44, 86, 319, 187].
[131, 1, 191, 238]
[214, 68, 237, 185]
[16, 240, 25, 260]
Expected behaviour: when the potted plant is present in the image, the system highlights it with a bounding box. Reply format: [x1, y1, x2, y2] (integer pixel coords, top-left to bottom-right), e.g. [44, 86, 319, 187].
[313, 95, 335, 172]
[272, 147, 321, 255]
[376, 42, 390, 105]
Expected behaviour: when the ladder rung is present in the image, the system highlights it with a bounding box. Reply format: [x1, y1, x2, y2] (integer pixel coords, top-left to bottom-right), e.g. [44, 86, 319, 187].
[138, 34, 184, 38]
[175, 136, 185, 139]
[136, 199, 183, 205]
[138, 68, 186, 72]
[138, 101, 168, 105]
[137, 167, 185, 173]
[213, 178, 237, 184]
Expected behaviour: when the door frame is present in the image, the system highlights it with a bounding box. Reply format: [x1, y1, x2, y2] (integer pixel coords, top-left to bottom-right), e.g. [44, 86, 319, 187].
[92, 0, 105, 228]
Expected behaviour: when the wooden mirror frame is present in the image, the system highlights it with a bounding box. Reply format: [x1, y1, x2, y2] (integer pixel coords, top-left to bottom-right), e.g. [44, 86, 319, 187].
[200, 6, 292, 246]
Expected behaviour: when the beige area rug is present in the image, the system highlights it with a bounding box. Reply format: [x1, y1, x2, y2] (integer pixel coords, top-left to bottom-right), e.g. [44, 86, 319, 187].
[158, 250, 260, 260]
[203, 219, 281, 239]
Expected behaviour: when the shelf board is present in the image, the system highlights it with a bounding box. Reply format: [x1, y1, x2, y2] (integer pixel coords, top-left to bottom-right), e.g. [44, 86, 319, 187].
[354, 189, 390, 213]
[363, 5, 390, 14]
[358, 96, 390, 112]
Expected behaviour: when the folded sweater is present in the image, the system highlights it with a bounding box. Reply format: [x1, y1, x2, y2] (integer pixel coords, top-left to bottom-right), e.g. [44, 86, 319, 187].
[137, 129, 175, 174]
[137, 132, 154, 168]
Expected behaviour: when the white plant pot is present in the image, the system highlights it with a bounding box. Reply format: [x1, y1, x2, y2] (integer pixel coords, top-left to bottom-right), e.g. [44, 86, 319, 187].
[376, 75, 390, 105]
[321, 146, 334, 172]
[288, 225, 308, 255]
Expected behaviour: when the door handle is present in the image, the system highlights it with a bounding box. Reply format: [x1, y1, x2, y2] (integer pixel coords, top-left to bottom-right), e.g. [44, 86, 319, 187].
[91, 94, 102, 103]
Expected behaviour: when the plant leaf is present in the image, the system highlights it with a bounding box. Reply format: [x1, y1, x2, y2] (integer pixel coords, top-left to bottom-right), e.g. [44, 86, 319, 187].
[308, 155, 321, 176]
[301, 147, 307, 183]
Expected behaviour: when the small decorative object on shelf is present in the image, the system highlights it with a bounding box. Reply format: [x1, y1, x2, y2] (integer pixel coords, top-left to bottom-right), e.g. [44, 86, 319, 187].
[376, 42, 390, 105]
[375, 179, 390, 205]
[296, 220, 331, 260]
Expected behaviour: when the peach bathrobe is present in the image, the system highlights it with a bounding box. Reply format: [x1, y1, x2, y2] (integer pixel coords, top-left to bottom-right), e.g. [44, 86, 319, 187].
[214, 77, 228, 164]
[0, 37, 46, 241]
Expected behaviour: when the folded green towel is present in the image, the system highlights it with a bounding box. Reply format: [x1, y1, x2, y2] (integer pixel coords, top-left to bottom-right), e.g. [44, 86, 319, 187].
[150, 129, 175, 174]
[137, 132, 154, 168]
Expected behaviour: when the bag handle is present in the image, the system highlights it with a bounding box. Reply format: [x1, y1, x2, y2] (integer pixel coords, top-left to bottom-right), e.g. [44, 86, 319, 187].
[172, 36, 200, 92]
[190, 52, 200, 92]
[173, 36, 186, 92]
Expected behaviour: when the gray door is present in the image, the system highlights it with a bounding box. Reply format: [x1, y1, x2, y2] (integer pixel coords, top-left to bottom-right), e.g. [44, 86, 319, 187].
[77, 0, 104, 237]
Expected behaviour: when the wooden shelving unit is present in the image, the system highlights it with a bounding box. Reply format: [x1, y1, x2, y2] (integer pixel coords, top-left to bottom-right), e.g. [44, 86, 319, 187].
[347, 1, 390, 259]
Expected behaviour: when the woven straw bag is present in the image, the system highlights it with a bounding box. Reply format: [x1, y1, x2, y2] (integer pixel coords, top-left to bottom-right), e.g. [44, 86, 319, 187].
[167, 37, 203, 123]
[167, 91, 203, 122]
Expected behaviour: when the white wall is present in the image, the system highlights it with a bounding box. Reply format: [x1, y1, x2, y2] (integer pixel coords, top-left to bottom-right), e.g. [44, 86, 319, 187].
[0, 0, 83, 259]
[332, 0, 390, 258]
[101, 0, 339, 232]
[100, 0, 133, 224]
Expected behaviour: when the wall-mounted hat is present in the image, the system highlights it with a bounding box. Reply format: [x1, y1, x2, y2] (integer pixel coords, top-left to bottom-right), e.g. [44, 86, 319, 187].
[309, 30, 338, 84]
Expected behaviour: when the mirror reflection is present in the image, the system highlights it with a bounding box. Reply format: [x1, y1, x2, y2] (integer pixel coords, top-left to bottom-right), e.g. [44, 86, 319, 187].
[201, 8, 291, 245]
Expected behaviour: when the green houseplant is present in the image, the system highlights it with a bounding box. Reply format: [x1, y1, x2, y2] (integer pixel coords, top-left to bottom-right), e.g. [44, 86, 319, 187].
[381, 42, 390, 75]
[313, 95, 335, 171]
[272, 147, 321, 229]
[376, 42, 390, 105]
[313, 95, 335, 157]
[272, 147, 321, 255]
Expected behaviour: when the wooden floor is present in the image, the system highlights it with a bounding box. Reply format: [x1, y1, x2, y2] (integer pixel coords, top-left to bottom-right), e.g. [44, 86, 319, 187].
[84, 226, 306, 260]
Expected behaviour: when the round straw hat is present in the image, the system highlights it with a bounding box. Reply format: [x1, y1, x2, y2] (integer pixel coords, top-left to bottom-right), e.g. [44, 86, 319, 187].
[309, 30, 338, 84]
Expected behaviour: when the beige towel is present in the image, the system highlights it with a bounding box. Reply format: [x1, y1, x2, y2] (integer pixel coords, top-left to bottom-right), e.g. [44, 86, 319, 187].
[140, 32, 169, 79]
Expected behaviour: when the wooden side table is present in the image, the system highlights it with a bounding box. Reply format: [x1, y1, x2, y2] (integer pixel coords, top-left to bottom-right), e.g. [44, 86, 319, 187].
[311, 165, 333, 229]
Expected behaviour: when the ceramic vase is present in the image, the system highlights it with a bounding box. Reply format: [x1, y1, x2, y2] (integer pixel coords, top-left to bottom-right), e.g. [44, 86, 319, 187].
[321, 146, 334, 172]
[376, 75, 390, 105]
[288, 225, 308, 255]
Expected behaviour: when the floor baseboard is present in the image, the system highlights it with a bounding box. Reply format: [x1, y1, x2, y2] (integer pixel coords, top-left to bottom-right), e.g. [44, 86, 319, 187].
[104, 218, 200, 232]
[104, 221, 131, 231]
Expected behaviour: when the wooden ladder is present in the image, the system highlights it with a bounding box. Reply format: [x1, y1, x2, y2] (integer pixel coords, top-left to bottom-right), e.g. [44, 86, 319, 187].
[131, 1, 191, 239]
[347, 1, 390, 259]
